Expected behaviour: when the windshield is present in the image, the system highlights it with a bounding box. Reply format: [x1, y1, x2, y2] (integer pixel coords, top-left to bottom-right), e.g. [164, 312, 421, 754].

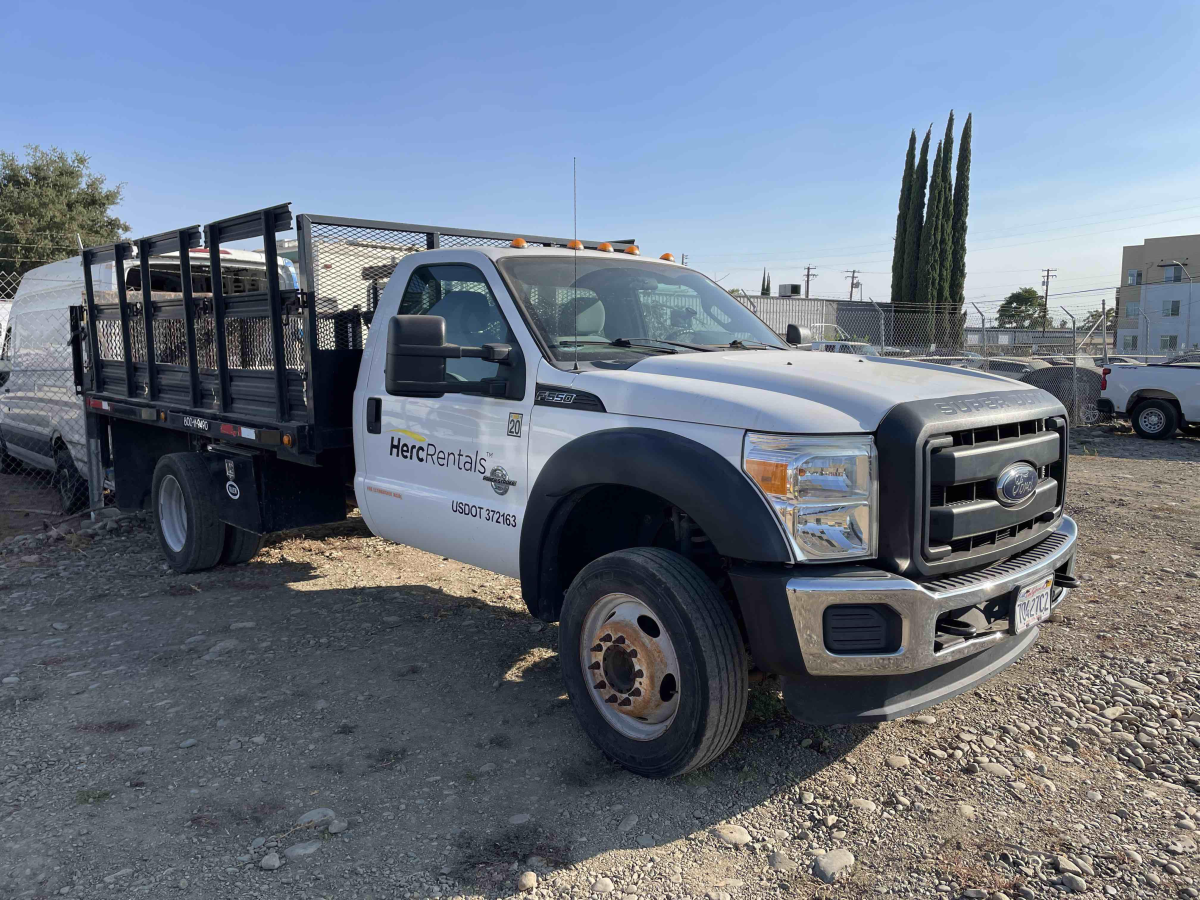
[495, 256, 787, 364]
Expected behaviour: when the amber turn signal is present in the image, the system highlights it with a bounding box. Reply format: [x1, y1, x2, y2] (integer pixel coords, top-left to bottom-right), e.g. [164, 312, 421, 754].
[744, 458, 788, 496]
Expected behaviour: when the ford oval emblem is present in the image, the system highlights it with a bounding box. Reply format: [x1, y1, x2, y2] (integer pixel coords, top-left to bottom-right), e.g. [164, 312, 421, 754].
[995, 462, 1038, 507]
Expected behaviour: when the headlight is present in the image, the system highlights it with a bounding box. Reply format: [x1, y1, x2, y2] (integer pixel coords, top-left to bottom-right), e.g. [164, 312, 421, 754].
[742, 433, 878, 562]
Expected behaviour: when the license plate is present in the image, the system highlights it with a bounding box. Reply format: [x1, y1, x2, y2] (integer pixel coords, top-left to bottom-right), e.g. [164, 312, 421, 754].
[1011, 575, 1054, 634]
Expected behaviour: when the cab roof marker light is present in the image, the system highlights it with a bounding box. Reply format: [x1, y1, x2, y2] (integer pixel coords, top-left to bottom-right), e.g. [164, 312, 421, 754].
[660, 252, 675, 262]
[510, 238, 528, 249]
[596, 242, 614, 252]
[567, 239, 584, 250]
[623, 245, 640, 255]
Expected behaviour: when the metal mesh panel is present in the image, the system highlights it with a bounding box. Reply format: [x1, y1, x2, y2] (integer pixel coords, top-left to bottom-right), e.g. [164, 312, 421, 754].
[309, 222, 427, 350]
[153, 316, 188, 366]
[125, 290, 147, 363]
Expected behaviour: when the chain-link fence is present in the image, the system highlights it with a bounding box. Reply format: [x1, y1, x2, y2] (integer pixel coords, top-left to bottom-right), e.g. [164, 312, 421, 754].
[0, 298, 92, 535]
[735, 294, 1115, 426]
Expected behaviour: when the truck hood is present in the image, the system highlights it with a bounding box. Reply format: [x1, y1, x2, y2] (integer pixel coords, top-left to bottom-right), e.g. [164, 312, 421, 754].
[570, 351, 1046, 433]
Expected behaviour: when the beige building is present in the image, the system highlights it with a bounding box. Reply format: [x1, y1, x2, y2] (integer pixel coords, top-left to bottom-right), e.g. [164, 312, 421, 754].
[1115, 234, 1199, 356]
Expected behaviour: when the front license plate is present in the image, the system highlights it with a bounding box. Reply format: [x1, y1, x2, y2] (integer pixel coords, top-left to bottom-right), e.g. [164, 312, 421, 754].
[1011, 575, 1054, 634]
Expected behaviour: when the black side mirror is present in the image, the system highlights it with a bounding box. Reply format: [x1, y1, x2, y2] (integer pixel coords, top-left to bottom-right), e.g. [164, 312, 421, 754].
[386, 315, 448, 396]
[385, 314, 523, 399]
[786, 323, 811, 345]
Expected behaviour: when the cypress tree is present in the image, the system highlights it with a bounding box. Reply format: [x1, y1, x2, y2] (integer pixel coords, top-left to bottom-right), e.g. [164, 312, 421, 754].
[890, 130, 916, 304]
[900, 127, 931, 310]
[937, 112, 955, 345]
[765, 272, 771, 295]
[761, 268, 768, 296]
[915, 140, 944, 346]
[948, 113, 972, 340]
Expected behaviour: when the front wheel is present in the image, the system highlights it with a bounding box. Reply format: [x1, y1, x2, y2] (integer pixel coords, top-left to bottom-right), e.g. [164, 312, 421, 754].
[1131, 399, 1178, 440]
[559, 548, 748, 778]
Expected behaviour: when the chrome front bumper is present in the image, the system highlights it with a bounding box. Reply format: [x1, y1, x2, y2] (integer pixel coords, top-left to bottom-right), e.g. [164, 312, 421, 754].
[787, 516, 1077, 677]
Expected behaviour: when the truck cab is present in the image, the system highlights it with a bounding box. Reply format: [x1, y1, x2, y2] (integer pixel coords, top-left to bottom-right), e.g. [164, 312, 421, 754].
[77, 207, 1079, 777]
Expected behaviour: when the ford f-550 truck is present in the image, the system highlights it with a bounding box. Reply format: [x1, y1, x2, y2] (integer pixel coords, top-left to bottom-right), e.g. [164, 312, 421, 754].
[73, 204, 1078, 777]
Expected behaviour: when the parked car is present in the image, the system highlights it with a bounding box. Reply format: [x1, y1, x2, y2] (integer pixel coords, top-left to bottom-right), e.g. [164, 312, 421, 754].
[0, 250, 296, 512]
[1094, 355, 1142, 366]
[74, 203, 1079, 778]
[982, 357, 1052, 378]
[1100, 358, 1200, 439]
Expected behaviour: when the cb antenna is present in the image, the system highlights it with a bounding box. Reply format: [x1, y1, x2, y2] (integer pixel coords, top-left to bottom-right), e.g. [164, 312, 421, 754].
[573, 156, 579, 372]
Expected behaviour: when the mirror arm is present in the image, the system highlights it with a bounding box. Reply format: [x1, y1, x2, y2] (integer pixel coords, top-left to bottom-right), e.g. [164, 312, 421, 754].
[388, 342, 512, 363]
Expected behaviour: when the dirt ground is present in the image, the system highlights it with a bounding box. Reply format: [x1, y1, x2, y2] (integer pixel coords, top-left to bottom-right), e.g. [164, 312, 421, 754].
[2, 424, 1200, 900]
[0, 474, 61, 541]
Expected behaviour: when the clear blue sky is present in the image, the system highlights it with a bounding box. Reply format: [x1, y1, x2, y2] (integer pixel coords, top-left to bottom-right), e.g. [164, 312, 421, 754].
[5, 0, 1200, 318]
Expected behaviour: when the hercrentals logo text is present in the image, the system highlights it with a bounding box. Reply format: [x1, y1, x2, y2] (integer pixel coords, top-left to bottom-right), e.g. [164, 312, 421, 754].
[388, 435, 486, 474]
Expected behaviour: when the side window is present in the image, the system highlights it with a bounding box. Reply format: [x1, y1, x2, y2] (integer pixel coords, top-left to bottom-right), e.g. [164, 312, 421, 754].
[398, 264, 512, 383]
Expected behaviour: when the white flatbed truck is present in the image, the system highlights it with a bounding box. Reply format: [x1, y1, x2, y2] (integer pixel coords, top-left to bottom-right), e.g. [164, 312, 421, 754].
[74, 204, 1079, 776]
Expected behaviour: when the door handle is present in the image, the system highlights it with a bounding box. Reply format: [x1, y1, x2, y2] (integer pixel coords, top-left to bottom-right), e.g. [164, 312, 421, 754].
[366, 397, 381, 434]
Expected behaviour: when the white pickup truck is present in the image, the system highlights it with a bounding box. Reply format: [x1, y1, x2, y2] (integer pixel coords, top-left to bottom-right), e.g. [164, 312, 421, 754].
[74, 205, 1079, 777]
[1100, 358, 1200, 439]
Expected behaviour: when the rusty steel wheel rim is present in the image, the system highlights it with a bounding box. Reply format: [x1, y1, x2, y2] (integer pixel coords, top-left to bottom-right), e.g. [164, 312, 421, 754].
[579, 592, 681, 741]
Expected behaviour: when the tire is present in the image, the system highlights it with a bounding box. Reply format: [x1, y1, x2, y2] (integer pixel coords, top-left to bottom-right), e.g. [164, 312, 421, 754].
[54, 447, 89, 515]
[1130, 399, 1179, 440]
[220, 525, 263, 566]
[559, 547, 748, 778]
[151, 452, 225, 573]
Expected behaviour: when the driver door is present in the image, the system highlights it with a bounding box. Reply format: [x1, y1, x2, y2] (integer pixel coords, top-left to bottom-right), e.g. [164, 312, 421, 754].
[359, 262, 532, 578]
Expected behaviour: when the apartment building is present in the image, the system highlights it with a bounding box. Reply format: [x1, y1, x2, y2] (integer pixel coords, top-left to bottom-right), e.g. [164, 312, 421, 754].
[1115, 234, 1199, 355]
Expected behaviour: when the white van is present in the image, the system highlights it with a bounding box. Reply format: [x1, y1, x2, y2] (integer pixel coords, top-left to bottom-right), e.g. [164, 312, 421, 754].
[0, 250, 297, 512]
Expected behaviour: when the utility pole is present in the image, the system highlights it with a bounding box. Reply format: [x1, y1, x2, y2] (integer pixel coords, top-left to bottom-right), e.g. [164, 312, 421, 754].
[803, 266, 817, 298]
[844, 269, 860, 301]
[680, 253, 688, 267]
[1041, 268, 1057, 334]
[1101, 297, 1109, 365]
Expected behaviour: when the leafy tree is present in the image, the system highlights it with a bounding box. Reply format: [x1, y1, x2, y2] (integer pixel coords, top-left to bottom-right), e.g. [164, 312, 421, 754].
[900, 128, 931, 308]
[915, 140, 944, 343]
[948, 113, 971, 319]
[997, 287, 1045, 329]
[890, 130, 916, 304]
[0, 145, 127, 277]
[1082, 307, 1115, 332]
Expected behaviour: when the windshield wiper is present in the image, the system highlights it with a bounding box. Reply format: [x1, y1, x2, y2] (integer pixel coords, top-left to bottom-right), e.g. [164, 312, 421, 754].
[727, 339, 784, 350]
[554, 338, 679, 354]
[612, 337, 713, 352]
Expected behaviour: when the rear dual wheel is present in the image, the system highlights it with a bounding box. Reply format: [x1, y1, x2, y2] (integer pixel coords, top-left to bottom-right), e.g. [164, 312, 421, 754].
[152, 453, 261, 572]
[559, 548, 748, 778]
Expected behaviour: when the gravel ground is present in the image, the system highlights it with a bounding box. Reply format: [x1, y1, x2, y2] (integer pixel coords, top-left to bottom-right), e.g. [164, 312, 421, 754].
[2, 424, 1200, 900]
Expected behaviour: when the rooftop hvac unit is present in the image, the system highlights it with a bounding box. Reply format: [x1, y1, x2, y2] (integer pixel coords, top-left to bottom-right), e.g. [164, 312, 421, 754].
[778, 284, 804, 296]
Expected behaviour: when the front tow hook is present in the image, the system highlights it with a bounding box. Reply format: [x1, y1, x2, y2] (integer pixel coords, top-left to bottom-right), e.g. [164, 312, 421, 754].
[1053, 572, 1080, 590]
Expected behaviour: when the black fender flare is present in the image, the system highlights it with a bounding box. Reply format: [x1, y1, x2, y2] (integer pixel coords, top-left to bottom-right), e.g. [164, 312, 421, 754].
[519, 427, 793, 620]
